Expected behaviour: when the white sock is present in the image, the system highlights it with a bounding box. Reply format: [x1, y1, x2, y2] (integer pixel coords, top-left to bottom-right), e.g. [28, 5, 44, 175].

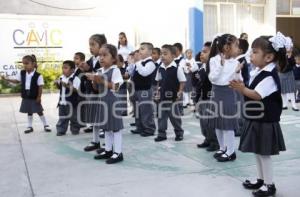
[224, 130, 235, 155]
[281, 94, 288, 108]
[39, 115, 48, 126]
[92, 126, 100, 143]
[183, 92, 189, 106]
[27, 115, 33, 128]
[215, 129, 226, 151]
[255, 154, 264, 180]
[113, 131, 122, 154]
[259, 155, 273, 185]
[287, 93, 298, 109]
[105, 131, 113, 151]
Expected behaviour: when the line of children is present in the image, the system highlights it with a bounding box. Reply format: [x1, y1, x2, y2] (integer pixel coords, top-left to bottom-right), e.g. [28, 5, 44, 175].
[2, 55, 51, 134]
[230, 32, 287, 197]
[154, 44, 186, 142]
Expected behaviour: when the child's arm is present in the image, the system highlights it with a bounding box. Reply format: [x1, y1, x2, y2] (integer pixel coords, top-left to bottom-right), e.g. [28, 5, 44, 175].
[36, 85, 43, 104]
[229, 80, 262, 100]
[208, 55, 224, 83]
[177, 82, 185, 101]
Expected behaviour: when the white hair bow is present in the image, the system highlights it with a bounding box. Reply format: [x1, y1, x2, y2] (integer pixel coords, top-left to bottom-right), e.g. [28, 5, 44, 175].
[269, 32, 293, 51]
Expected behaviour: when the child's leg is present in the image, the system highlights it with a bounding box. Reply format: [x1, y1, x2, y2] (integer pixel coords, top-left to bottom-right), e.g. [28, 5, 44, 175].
[157, 102, 169, 138]
[183, 92, 189, 106]
[169, 102, 184, 137]
[281, 94, 288, 108]
[113, 131, 122, 154]
[56, 105, 69, 134]
[92, 126, 100, 143]
[215, 129, 225, 151]
[27, 113, 33, 128]
[105, 131, 114, 151]
[70, 106, 81, 134]
[37, 112, 49, 126]
[287, 93, 298, 109]
[223, 130, 235, 155]
[259, 155, 273, 185]
[255, 154, 264, 180]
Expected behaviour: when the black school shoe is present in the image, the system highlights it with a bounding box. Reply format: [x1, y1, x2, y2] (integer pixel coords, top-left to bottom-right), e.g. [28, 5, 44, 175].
[99, 131, 105, 138]
[130, 123, 136, 126]
[140, 132, 154, 137]
[96, 147, 105, 154]
[84, 142, 100, 152]
[56, 132, 66, 136]
[24, 127, 34, 134]
[206, 144, 219, 152]
[94, 150, 113, 160]
[217, 152, 237, 162]
[252, 184, 276, 197]
[130, 129, 140, 134]
[243, 179, 264, 190]
[44, 125, 51, 132]
[213, 150, 226, 159]
[292, 107, 299, 111]
[175, 135, 184, 141]
[154, 136, 167, 142]
[106, 153, 124, 164]
[83, 127, 93, 133]
[197, 141, 210, 148]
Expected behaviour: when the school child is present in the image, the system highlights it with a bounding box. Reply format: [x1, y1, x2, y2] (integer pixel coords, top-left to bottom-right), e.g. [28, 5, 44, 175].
[2, 55, 51, 134]
[193, 42, 219, 152]
[117, 32, 135, 62]
[87, 44, 124, 164]
[55, 61, 81, 136]
[130, 42, 156, 137]
[73, 52, 85, 77]
[294, 52, 300, 102]
[183, 49, 197, 107]
[278, 36, 299, 111]
[151, 47, 162, 116]
[230, 32, 287, 197]
[83, 34, 107, 152]
[208, 34, 242, 162]
[116, 54, 129, 116]
[154, 44, 186, 142]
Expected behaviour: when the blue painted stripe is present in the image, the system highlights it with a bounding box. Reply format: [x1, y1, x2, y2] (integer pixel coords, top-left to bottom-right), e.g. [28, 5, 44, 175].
[189, 6, 204, 54]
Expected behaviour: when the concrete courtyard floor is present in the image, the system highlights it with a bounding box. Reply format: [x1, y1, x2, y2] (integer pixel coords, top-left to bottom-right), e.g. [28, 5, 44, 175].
[0, 93, 300, 197]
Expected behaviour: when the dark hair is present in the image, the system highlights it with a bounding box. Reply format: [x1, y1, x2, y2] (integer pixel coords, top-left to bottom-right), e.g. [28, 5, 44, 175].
[173, 43, 183, 52]
[161, 44, 176, 56]
[204, 41, 212, 48]
[195, 51, 201, 62]
[63, 60, 75, 70]
[238, 39, 249, 54]
[118, 32, 128, 49]
[140, 42, 153, 51]
[153, 47, 161, 55]
[240, 33, 248, 39]
[206, 34, 237, 74]
[22, 55, 37, 67]
[89, 34, 107, 47]
[75, 52, 85, 61]
[117, 54, 124, 63]
[252, 36, 287, 72]
[102, 44, 118, 64]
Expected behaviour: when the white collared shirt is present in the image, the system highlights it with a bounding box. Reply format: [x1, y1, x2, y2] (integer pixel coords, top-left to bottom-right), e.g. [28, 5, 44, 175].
[118, 44, 134, 61]
[208, 54, 243, 85]
[249, 63, 278, 99]
[97, 65, 124, 88]
[186, 58, 199, 73]
[155, 61, 186, 82]
[92, 56, 99, 68]
[155, 59, 162, 65]
[15, 69, 44, 90]
[59, 73, 81, 105]
[135, 57, 156, 77]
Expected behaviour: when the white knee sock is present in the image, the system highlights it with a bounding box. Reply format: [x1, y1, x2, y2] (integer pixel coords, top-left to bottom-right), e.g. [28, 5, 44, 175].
[105, 131, 114, 151]
[287, 93, 298, 109]
[215, 129, 226, 151]
[255, 154, 264, 180]
[224, 130, 235, 155]
[281, 94, 288, 108]
[39, 115, 48, 126]
[259, 155, 273, 185]
[113, 131, 122, 154]
[27, 115, 33, 128]
[92, 126, 100, 143]
[183, 92, 189, 106]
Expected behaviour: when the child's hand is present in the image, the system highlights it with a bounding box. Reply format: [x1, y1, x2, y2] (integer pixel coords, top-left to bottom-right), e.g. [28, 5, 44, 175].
[229, 80, 245, 92]
[54, 79, 60, 85]
[36, 97, 41, 104]
[176, 91, 183, 101]
[85, 73, 95, 81]
[93, 75, 104, 84]
[61, 81, 69, 88]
